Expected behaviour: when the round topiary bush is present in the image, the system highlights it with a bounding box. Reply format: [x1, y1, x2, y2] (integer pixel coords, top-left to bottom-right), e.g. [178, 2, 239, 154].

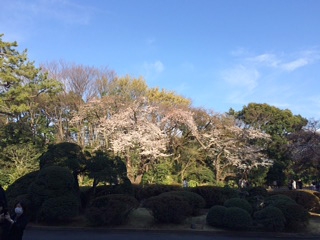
[224, 198, 253, 214]
[254, 206, 286, 232]
[206, 205, 227, 227]
[38, 194, 80, 224]
[279, 203, 310, 230]
[28, 166, 80, 222]
[5, 171, 39, 211]
[143, 194, 192, 224]
[160, 191, 205, 216]
[223, 207, 252, 230]
[86, 194, 139, 226]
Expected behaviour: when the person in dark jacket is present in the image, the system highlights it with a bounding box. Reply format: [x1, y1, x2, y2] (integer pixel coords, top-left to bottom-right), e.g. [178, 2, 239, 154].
[0, 185, 8, 239]
[4, 201, 28, 240]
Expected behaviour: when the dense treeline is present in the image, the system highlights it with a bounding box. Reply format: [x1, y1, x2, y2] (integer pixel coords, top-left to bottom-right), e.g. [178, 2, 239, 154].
[1, 34, 319, 188]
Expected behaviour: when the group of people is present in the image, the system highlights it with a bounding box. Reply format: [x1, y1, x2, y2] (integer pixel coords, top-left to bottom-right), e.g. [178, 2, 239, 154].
[288, 179, 303, 190]
[0, 185, 28, 240]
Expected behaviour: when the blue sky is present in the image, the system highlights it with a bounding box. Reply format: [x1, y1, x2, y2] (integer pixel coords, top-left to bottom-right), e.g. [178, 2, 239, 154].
[1, 0, 320, 119]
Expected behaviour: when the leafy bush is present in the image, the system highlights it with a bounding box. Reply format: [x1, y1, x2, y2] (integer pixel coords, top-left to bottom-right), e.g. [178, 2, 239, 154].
[38, 194, 80, 224]
[190, 186, 239, 208]
[247, 186, 268, 198]
[224, 198, 253, 214]
[254, 206, 286, 232]
[133, 184, 180, 202]
[160, 191, 205, 216]
[144, 194, 192, 224]
[269, 190, 320, 213]
[264, 194, 296, 208]
[28, 166, 80, 222]
[5, 171, 39, 210]
[206, 205, 227, 227]
[86, 194, 139, 226]
[278, 203, 310, 230]
[222, 207, 252, 230]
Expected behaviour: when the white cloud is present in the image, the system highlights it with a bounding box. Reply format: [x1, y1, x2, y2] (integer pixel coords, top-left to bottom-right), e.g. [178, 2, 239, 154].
[222, 65, 260, 91]
[142, 60, 165, 78]
[248, 53, 280, 68]
[280, 58, 309, 72]
[245, 49, 320, 72]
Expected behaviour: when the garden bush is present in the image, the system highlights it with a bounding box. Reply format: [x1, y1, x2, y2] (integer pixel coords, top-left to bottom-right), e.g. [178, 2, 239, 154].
[190, 186, 239, 208]
[206, 205, 227, 227]
[264, 194, 296, 208]
[254, 206, 286, 232]
[5, 171, 39, 210]
[86, 194, 139, 226]
[38, 194, 80, 224]
[28, 166, 80, 222]
[247, 186, 268, 198]
[143, 194, 192, 224]
[224, 198, 253, 214]
[133, 184, 180, 202]
[277, 203, 310, 230]
[222, 207, 252, 230]
[269, 190, 320, 213]
[160, 191, 205, 216]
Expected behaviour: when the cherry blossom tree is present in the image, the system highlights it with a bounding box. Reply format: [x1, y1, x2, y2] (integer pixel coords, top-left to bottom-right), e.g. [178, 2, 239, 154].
[198, 114, 272, 183]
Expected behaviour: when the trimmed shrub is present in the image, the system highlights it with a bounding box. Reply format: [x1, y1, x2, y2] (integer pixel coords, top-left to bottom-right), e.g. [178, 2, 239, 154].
[144, 194, 192, 224]
[160, 191, 205, 216]
[269, 190, 320, 213]
[278, 203, 310, 230]
[224, 198, 253, 214]
[264, 194, 296, 208]
[86, 194, 139, 226]
[247, 186, 268, 198]
[190, 186, 239, 208]
[28, 166, 80, 222]
[38, 194, 80, 224]
[254, 206, 286, 232]
[133, 184, 180, 202]
[5, 171, 39, 210]
[206, 205, 227, 227]
[223, 207, 252, 230]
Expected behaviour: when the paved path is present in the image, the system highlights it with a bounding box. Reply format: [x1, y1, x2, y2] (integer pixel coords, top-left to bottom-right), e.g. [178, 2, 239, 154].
[23, 228, 316, 240]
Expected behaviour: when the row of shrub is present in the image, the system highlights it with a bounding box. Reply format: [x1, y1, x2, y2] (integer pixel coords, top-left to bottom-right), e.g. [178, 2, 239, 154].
[206, 195, 310, 232]
[5, 168, 319, 231]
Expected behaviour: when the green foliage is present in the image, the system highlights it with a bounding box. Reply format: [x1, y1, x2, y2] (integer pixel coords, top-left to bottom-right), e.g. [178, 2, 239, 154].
[86, 151, 128, 189]
[206, 205, 227, 227]
[269, 190, 320, 213]
[222, 207, 252, 230]
[5, 171, 39, 209]
[142, 162, 174, 185]
[86, 194, 139, 226]
[254, 206, 286, 232]
[190, 186, 239, 208]
[0, 143, 41, 185]
[143, 194, 192, 224]
[279, 204, 310, 230]
[133, 184, 180, 202]
[247, 186, 268, 198]
[224, 198, 253, 214]
[39, 142, 86, 172]
[160, 191, 206, 216]
[28, 166, 80, 221]
[38, 194, 80, 224]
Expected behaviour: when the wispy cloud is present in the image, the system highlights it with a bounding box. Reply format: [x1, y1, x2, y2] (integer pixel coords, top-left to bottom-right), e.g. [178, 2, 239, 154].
[247, 49, 320, 72]
[1, 0, 95, 26]
[142, 60, 165, 80]
[222, 65, 260, 91]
